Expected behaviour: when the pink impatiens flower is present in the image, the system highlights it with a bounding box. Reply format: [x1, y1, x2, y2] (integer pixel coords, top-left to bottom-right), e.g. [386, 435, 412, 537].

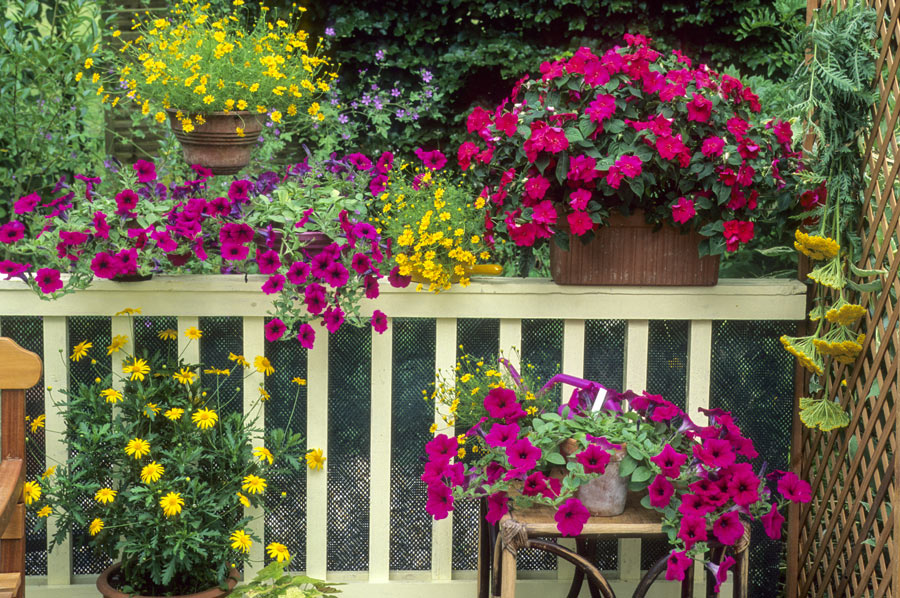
[701, 136, 726, 158]
[567, 211, 593, 236]
[554, 498, 590, 536]
[585, 94, 616, 125]
[686, 93, 712, 122]
[671, 197, 695, 224]
[531, 200, 558, 225]
[723, 220, 754, 252]
[524, 176, 550, 201]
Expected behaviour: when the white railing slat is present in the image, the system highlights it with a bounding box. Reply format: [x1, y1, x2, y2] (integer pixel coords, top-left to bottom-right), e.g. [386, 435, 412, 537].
[242, 316, 266, 577]
[687, 320, 713, 597]
[176, 316, 200, 364]
[369, 323, 393, 582]
[306, 332, 329, 579]
[558, 320, 586, 579]
[431, 318, 456, 581]
[109, 316, 132, 392]
[498, 319, 522, 367]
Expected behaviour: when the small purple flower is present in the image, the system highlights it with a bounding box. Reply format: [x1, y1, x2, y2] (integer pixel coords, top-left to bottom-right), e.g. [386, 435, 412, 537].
[338, 114, 349, 124]
[396, 109, 406, 118]
[325, 27, 335, 36]
[391, 88, 400, 97]
[373, 98, 383, 110]
[421, 69, 433, 83]
[374, 49, 385, 61]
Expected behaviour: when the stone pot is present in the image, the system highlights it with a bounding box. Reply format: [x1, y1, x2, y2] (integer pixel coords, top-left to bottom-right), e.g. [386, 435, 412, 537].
[556, 438, 628, 517]
[96, 563, 238, 598]
[167, 110, 264, 175]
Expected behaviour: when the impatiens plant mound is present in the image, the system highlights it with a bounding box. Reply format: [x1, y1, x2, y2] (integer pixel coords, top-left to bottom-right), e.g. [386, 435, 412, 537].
[422, 362, 811, 591]
[29, 322, 310, 595]
[459, 33, 800, 256]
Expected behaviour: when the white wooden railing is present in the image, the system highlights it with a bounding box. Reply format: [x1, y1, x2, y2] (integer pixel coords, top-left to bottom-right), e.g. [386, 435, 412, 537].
[0, 276, 806, 598]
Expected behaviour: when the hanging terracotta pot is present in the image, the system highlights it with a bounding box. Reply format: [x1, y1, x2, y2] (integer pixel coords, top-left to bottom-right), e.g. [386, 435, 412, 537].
[549, 211, 719, 286]
[97, 563, 238, 598]
[167, 110, 264, 175]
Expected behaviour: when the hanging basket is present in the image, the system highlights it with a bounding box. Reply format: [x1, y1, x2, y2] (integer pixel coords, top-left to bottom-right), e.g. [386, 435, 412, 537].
[167, 110, 264, 175]
[549, 211, 719, 286]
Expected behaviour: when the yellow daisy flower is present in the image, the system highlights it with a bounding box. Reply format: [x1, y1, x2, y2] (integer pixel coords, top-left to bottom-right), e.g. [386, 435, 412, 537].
[266, 542, 290, 562]
[107, 335, 129, 354]
[236, 492, 251, 508]
[230, 529, 252, 553]
[291, 377, 306, 386]
[184, 327, 203, 340]
[158, 329, 177, 341]
[30, 414, 46, 433]
[114, 307, 141, 316]
[100, 388, 123, 403]
[192, 408, 218, 429]
[144, 403, 161, 417]
[252, 446, 274, 465]
[164, 407, 185, 421]
[241, 474, 266, 494]
[123, 358, 150, 381]
[258, 386, 270, 401]
[228, 353, 250, 367]
[125, 437, 151, 459]
[23, 481, 41, 505]
[141, 461, 164, 483]
[173, 367, 197, 385]
[89, 518, 104, 535]
[95, 487, 117, 504]
[41, 466, 56, 479]
[70, 341, 92, 362]
[253, 355, 274, 375]
[37, 505, 52, 518]
[305, 448, 326, 471]
[160, 492, 184, 517]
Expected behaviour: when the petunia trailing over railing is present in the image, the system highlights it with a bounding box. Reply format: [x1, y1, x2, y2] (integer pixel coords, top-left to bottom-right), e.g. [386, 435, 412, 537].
[422, 361, 811, 591]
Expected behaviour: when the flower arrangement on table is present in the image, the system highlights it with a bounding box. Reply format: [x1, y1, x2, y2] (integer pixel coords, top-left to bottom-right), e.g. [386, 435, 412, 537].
[26, 323, 315, 596]
[368, 148, 495, 292]
[91, 0, 334, 138]
[422, 360, 811, 589]
[457, 33, 800, 256]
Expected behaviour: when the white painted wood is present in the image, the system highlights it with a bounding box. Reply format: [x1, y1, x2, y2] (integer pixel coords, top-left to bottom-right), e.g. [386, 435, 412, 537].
[242, 316, 266, 578]
[177, 316, 200, 364]
[109, 316, 132, 393]
[620, 320, 650, 582]
[42, 317, 71, 586]
[498, 319, 522, 368]
[369, 323, 393, 582]
[0, 277, 807, 321]
[431, 319, 457, 581]
[558, 320, 586, 581]
[306, 332, 329, 579]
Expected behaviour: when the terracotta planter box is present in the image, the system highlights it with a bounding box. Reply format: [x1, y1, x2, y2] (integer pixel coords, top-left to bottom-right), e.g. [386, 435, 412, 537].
[168, 110, 264, 175]
[549, 212, 720, 286]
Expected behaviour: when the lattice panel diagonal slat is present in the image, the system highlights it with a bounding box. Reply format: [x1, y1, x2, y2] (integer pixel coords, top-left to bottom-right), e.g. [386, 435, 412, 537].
[795, 2, 900, 598]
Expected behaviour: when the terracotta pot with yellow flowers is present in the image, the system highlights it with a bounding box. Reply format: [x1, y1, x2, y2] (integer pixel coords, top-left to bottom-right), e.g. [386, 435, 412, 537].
[29, 315, 318, 597]
[101, 0, 333, 174]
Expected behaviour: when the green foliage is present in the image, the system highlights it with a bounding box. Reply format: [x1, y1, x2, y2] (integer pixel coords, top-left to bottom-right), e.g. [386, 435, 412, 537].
[0, 0, 108, 220]
[231, 561, 343, 598]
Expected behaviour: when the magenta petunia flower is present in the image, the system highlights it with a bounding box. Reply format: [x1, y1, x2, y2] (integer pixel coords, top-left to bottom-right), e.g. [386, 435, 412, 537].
[375, 151, 394, 174]
[425, 434, 458, 464]
[323, 261, 350, 288]
[0, 221, 25, 244]
[304, 286, 327, 315]
[421, 460, 447, 484]
[228, 180, 253, 203]
[677, 514, 708, 549]
[776, 472, 811, 503]
[484, 462, 506, 485]
[190, 164, 213, 180]
[485, 423, 520, 448]
[351, 253, 372, 275]
[133, 159, 157, 184]
[485, 492, 509, 524]
[115, 248, 138, 275]
[712, 511, 744, 546]
[256, 249, 282, 275]
[309, 252, 332, 279]
[651, 444, 687, 478]
[0, 261, 29, 280]
[678, 493, 713, 517]
[483, 387, 521, 420]
[522, 471, 549, 497]
[554, 498, 590, 536]
[90, 252, 119, 279]
[35, 268, 63, 294]
[286, 261, 310, 285]
[648, 474, 675, 508]
[322, 306, 344, 333]
[114, 189, 139, 216]
[712, 556, 736, 594]
[221, 243, 250, 261]
[206, 196, 231, 217]
[576, 444, 611, 474]
[371, 310, 388, 334]
[728, 469, 761, 506]
[296, 323, 316, 349]
[760, 503, 785, 540]
[151, 230, 178, 253]
[416, 148, 447, 170]
[693, 438, 736, 469]
[425, 483, 454, 520]
[261, 274, 285, 295]
[264, 318, 287, 342]
[347, 153, 373, 171]
[665, 550, 693, 581]
[364, 275, 380, 299]
[13, 192, 40, 215]
[671, 197, 696, 224]
[506, 437, 541, 472]
[369, 174, 389, 196]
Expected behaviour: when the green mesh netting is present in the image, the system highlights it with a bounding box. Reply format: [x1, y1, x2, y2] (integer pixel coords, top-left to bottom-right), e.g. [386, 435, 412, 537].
[264, 334, 308, 570]
[583, 319, 627, 571]
[0, 317, 47, 576]
[67, 317, 113, 575]
[709, 320, 794, 597]
[389, 318, 436, 570]
[642, 320, 690, 570]
[198, 317, 244, 416]
[452, 319, 500, 570]
[132, 316, 177, 360]
[327, 325, 371, 571]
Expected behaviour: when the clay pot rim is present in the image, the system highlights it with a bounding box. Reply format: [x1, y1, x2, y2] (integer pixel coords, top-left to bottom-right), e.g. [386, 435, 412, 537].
[96, 562, 239, 598]
[164, 108, 265, 119]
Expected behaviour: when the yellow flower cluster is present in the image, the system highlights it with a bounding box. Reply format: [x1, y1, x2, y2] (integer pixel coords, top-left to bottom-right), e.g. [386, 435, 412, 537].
[101, 0, 334, 133]
[794, 229, 839, 261]
[779, 334, 824, 376]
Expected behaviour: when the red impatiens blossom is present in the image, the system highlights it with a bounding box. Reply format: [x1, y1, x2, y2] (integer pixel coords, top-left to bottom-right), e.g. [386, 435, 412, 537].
[701, 136, 726, 158]
[712, 511, 744, 545]
[458, 141, 480, 170]
[467, 106, 493, 134]
[651, 444, 687, 478]
[567, 211, 593, 236]
[371, 310, 388, 334]
[531, 201, 558, 225]
[665, 550, 693, 581]
[524, 176, 551, 201]
[723, 220, 754, 252]
[671, 197, 696, 224]
[35, 268, 63, 294]
[686, 93, 713, 122]
[264, 318, 287, 342]
[616, 154, 643, 179]
[495, 112, 518, 137]
[567, 155, 601, 183]
[648, 474, 675, 508]
[655, 134, 689, 162]
[554, 498, 590, 536]
[761, 503, 786, 539]
[576, 443, 612, 474]
[585, 94, 617, 125]
[677, 513, 708, 549]
[569, 189, 591, 211]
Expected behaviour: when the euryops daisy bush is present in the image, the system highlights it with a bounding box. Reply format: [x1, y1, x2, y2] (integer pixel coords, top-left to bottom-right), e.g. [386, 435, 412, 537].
[29, 320, 316, 595]
[423, 360, 812, 592]
[97, 0, 333, 135]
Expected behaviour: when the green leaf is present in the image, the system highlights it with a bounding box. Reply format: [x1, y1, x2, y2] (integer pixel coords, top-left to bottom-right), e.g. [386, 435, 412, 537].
[846, 279, 882, 293]
[798, 397, 849, 432]
[849, 263, 886, 278]
[618, 455, 637, 477]
[545, 452, 566, 465]
[631, 466, 653, 483]
[626, 444, 644, 460]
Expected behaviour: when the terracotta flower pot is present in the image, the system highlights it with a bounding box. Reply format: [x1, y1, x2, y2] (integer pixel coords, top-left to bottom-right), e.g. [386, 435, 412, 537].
[167, 110, 264, 175]
[557, 438, 628, 517]
[549, 211, 720, 286]
[97, 563, 238, 598]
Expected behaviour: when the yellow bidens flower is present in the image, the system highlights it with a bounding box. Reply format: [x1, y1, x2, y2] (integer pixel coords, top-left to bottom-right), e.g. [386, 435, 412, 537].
[229, 353, 250, 367]
[95, 487, 117, 504]
[230, 529, 252, 553]
[158, 329, 177, 341]
[253, 446, 274, 465]
[30, 414, 46, 433]
[192, 408, 218, 429]
[164, 407, 184, 421]
[123, 358, 150, 381]
[154, 111, 166, 123]
[291, 377, 306, 386]
[37, 505, 52, 518]
[70, 340, 92, 361]
[242, 474, 266, 494]
[23, 481, 41, 505]
[101, 388, 123, 403]
[125, 437, 151, 459]
[42, 466, 56, 479]
[184, 326, 203, 340]
[89, 518, 104, 536]
[115, 307, 141, 316]
[141, 461, 164, 483]
[236, 492, 251, 507]
[266, 542, 290, 562]
[305, 448, 326, 470]
[160, 492, 184, 517]
[173, 367, 197, 385]
[84, 57, 94, 69]
[254, 355, 274, 375]
[107, 335, 129, 354]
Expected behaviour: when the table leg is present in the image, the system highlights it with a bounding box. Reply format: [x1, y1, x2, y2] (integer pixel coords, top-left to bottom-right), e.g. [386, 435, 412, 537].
[500, 544, 517, 598]
[528, 539, 616, 598]
[733, 542, 749, 598]
[492, 534, 503, 597]
[478, 500, 490, 598]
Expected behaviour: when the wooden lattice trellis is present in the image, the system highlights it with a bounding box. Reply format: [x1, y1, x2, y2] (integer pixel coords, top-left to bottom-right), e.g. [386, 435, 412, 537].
[790, 1, 900, 597]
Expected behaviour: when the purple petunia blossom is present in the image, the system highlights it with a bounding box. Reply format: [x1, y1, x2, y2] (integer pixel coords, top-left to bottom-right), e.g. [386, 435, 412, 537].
[264, 318, 287, 342]
[371, 310, 388, 334]
[297, 323, 316, 349]
[554, 498, 589, 536]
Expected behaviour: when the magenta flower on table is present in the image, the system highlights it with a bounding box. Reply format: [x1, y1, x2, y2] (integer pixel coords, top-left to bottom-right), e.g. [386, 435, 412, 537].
[505, 438, 541, 476]
[554, 498, 590, 537]
[648, 474, 675, 508]
[484, 423, 520, 448]
[677, 514, 708, 550]
[665, 550, 693, 581]
[426, 483, 454, 520]
[712, 511, 744, 546]
[576, 443, 612, 475]
[485, 492, 509, 524]
[651, 444, 687, 478]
